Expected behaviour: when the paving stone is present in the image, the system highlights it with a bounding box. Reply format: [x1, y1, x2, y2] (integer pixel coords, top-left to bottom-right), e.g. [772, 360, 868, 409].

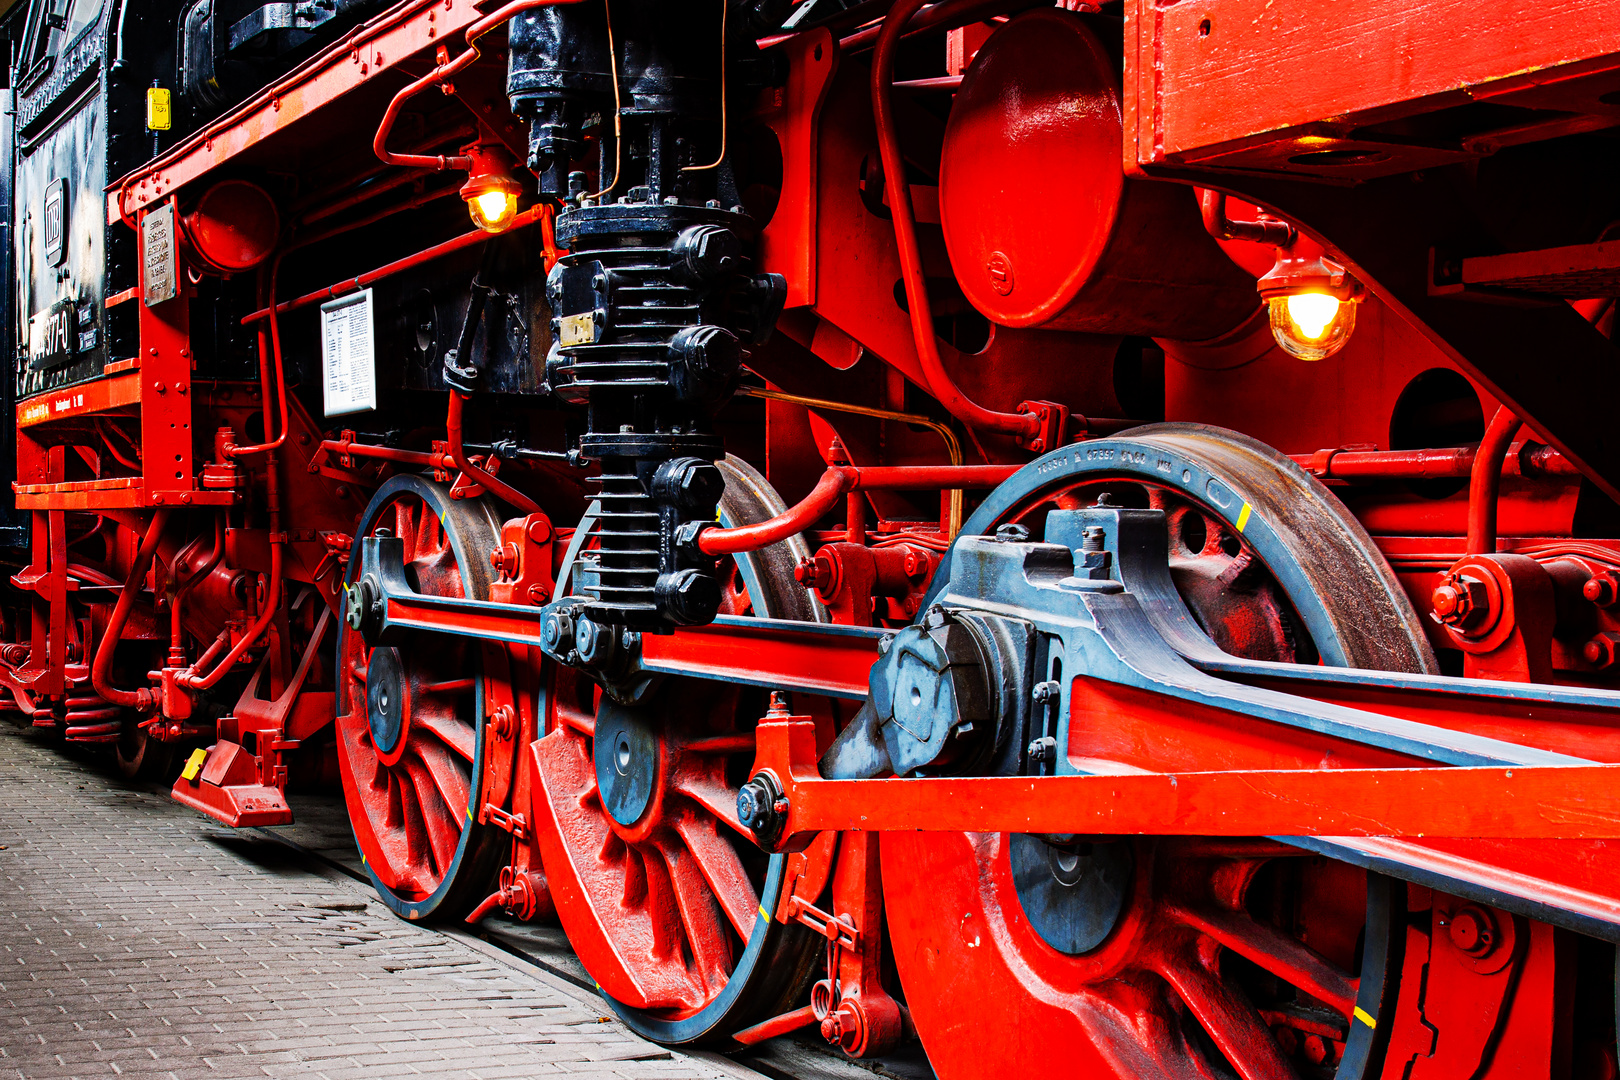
[0, 726, 751, 1080]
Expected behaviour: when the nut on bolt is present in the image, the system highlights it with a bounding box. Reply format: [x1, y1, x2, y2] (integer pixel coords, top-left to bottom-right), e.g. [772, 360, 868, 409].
[736, 771, 788, 846]
[1431, 573, 1489, 631]
[1585, 570, 1620, 607]
[1584, 631, 1620, 669]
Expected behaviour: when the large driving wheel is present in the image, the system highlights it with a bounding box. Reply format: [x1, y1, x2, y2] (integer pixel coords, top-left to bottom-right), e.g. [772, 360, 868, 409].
[885, 424, 1433, 1080]
[336, 475, 505, 920]
[533, 457, 825, 1044]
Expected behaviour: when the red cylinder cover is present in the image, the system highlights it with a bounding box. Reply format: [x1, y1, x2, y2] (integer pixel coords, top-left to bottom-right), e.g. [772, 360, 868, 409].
[182, 180, 280, 275]
[938, 10, 1258, 340]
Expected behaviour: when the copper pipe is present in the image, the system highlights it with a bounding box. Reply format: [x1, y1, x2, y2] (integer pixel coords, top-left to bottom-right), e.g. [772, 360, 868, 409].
[91, 509, 172, 712]
[1467, 406, 1523, 556]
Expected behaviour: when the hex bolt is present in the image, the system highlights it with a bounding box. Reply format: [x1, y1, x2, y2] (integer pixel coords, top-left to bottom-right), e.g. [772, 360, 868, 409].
[1584, 632, 1620, 669]
[1431, 573, 1489, 630]
[1032, 680, 1061, 705]
[1027, 736, 1057, 764]
[1585, 571, 1620, 607]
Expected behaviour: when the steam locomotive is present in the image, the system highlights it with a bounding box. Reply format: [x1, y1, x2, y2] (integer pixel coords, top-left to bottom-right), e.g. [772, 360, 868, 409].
[6, 0, 1620, 1076]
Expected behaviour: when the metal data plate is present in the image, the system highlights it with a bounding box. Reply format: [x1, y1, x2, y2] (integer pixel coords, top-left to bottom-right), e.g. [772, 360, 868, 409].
[142, 202, 177, 307]
[558, 311, 598, 346]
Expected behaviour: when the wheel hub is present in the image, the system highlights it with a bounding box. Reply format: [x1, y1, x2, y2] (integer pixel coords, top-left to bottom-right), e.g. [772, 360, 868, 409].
[366, 646, 410, 762]
[593, 699, 660, 827]
[1009, 835, 1134, 955]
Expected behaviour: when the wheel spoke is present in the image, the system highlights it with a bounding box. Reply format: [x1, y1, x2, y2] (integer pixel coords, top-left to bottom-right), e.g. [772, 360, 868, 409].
[1155, 948, 1300, 1080]
[653, 837, 734, 995]
[673, 775, 747, 837]
[1165, 901, 1357, 1018]
[402, 756, 459, 877]
[415, 711, 476, 761]
[411, 736, 472, 821]
[673, 812, 761, 943]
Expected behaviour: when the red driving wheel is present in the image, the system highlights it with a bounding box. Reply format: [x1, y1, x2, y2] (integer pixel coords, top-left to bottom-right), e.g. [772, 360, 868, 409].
[336, 475, 505, 920]
[532, 457, 824, 1044]
[886, 426, 1432, 1080]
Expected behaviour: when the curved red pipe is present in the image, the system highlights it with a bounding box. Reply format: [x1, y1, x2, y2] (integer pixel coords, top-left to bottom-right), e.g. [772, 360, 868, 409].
[91, 509, 173, 712]
[226, 258, 291, 459]
[1466, 405, 1523, 556]
[871, 0, 1039, 441]
[179, 541, 284, 691]
[374, 0, 589, 171]
[446, 393, 542, 514]
[698, 468, 858, 555]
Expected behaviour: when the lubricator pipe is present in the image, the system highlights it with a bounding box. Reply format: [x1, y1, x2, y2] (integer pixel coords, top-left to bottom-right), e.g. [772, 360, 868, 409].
[374, 0, 590, 170]
[1467, 405, 1523, 556]
[871, 0, 1042, 442]
[695, 464, 1019, 555]
[91, 509, 173, 712]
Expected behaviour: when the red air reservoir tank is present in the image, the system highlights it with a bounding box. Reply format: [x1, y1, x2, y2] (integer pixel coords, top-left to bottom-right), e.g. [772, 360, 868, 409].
[938, 9, 1259, 342]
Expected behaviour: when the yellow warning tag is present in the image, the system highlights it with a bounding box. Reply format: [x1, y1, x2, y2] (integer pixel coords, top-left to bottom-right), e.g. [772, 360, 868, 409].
[180, 747, 207, 782]
[146, 88, 173, 132]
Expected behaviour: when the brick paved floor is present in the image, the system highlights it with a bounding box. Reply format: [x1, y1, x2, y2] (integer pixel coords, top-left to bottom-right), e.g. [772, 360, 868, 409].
[0, 723, 754, 1080]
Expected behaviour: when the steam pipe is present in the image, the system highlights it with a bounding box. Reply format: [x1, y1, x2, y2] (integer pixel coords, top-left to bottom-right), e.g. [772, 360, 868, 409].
[91, 510, 173, 713]
[1467, 406, 1523, 556]
[871, 0, 1042, 441]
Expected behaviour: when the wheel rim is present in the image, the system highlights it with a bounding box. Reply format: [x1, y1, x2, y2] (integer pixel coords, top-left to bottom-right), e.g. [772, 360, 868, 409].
[533, 457, 822, 1044]
[336, 475, 504, 920]
[888, 424, 1423, 1080]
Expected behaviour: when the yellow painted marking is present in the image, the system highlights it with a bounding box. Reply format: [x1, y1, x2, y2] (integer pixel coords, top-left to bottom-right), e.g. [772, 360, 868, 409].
[759, 905, 771, 923]
[1353, 1006, 1375, 1029]
[468, 807, 474, 821]
[179, 748, 207, 782]
[1235, 502, 1252, 533]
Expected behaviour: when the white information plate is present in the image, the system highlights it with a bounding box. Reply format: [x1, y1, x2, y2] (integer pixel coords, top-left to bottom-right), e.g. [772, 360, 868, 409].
[320, 289, 377, 417]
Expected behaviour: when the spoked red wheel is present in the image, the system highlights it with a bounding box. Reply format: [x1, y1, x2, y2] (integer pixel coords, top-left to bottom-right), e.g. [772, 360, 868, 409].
[886, 424, 1434, 1080]
[534, 457, 824, 1044]
[336, 475, 505, 920]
